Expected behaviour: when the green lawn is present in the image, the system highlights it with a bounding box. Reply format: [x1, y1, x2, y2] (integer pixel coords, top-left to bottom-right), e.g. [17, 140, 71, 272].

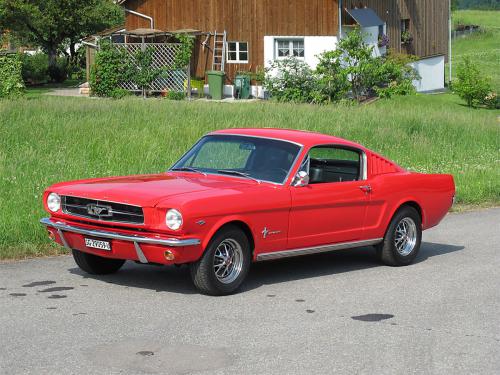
[0, 94, 499, 259]
[450, 10, 500, 90]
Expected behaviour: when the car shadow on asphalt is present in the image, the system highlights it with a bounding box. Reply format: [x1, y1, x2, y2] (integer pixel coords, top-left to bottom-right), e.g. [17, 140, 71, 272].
[67, 242, 464, 295]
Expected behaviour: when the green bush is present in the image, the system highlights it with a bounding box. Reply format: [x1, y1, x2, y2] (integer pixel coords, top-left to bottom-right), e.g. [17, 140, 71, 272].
[21, 53, 49, 84]
[374, 52, 419, 98]
[0, 53, 25, 98]
[89, 41, 131, 98]
[48, 58, 69, 83]
[165, 91, 185, 100]
[264, 57, 317, 103]
[453, 57, 492, 107]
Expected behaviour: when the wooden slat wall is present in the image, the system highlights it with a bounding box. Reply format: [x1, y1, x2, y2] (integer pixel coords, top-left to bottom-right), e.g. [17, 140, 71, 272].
[343, 0, 449, 61]
[124, 0, 339, 80]
[123, 0, 448, 80]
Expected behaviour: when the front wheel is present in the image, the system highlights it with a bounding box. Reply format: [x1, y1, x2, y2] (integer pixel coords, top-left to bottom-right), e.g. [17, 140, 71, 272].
[72, 249, 126, 275]
[190, 226, 251, 295]
[376, 206, 422, 266]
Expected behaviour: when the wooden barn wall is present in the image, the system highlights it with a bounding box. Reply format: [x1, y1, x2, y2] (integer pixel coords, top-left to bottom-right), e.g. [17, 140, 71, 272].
[343, 0, 449, 60]
[124, 0, 339, 81]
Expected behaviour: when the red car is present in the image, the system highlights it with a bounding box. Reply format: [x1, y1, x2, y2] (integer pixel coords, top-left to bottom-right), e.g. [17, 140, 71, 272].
[41, 129, 455, 295]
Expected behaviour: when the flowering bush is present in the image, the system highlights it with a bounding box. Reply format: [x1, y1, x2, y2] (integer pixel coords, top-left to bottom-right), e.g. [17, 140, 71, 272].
[482, 91, 499, 109]
[264, 57, 317, 103]
[378, 34, 390, 48]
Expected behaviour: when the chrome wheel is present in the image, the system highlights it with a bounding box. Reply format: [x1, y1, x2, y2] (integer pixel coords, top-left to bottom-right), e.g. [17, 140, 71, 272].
[213, 239, 244, 284]
[394, 217, 417, 256]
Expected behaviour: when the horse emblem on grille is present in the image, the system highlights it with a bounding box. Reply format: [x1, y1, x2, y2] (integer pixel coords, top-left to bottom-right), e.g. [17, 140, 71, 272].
[86, 204, 113, 217]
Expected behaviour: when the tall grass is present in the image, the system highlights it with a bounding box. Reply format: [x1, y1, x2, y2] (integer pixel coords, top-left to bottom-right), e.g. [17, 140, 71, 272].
[0, 94, 499, 259]
[450, 10, 500, 90]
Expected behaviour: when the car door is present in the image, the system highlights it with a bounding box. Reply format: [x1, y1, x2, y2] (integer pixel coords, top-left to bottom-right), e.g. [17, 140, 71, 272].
[287, 145, 370, 249]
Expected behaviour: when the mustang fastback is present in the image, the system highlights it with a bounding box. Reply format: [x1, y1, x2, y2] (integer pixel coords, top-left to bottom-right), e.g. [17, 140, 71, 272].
[41, 128, 455, 295]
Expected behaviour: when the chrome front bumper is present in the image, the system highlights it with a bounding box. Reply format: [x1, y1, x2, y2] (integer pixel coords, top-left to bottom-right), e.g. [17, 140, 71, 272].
[40, 217, 201, 248]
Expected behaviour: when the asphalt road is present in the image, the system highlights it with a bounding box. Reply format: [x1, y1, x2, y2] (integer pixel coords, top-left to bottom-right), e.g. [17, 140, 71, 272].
[1, 209, 499, 375]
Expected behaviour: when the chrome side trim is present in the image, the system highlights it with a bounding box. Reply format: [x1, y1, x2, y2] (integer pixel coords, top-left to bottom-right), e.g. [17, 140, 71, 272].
[40, 218, 201, 247]
[255, 238, 383, 261]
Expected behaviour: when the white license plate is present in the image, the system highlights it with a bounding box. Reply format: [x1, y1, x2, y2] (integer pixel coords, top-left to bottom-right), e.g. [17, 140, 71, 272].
[85, 238, 111, 251]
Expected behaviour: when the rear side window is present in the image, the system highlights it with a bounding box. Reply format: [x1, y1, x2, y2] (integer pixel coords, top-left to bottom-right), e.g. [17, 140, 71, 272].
[307, 146, 361, 184]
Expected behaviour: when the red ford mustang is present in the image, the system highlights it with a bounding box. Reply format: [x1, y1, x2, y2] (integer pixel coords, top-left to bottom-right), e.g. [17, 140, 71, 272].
[41, 128, 455, 295]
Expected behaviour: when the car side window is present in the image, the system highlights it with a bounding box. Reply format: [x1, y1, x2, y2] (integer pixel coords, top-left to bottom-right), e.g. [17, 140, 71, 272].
[307, 146, 361, 184]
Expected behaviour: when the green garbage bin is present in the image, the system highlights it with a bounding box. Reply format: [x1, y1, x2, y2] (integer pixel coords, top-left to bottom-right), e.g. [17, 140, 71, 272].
[234, 74, 251, 99]
[207, 71, 225, 100]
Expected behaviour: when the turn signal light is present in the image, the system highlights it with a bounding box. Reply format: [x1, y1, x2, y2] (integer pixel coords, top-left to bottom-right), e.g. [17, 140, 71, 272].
[164, 251, 175, 261]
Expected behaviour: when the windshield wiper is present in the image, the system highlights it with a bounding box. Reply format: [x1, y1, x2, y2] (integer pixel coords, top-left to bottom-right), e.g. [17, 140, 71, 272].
[170, 167, 206, 176]
[217, 170, 261, 183]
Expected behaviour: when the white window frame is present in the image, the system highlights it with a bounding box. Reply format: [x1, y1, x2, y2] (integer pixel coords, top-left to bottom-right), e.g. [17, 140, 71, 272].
[274, 38, 305, 60]
[226, 41, 249, 64]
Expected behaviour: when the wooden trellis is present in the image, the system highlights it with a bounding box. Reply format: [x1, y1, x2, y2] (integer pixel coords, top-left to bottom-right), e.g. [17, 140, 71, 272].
[114, 43, 188, 93]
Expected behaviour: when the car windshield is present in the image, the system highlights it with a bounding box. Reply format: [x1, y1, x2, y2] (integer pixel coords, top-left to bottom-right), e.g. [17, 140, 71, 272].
[171, 135, 301, 184]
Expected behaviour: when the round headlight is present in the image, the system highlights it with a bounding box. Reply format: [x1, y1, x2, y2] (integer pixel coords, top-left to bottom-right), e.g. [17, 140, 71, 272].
[47, 193, 61, 212]
[166, 209, 183, 230]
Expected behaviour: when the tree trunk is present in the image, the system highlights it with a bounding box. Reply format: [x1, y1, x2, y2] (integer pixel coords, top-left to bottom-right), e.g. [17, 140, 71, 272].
[69, 42, 76, 64]
[48, 47, 57, 70]
[47, 47, 57, 81]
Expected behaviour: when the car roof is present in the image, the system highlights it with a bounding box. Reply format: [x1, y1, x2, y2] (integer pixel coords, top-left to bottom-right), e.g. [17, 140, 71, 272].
[209, 128, 366, 149]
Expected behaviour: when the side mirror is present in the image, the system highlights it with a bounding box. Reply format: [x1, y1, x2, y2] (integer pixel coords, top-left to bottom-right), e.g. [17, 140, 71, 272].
[292, 171, 309, 187]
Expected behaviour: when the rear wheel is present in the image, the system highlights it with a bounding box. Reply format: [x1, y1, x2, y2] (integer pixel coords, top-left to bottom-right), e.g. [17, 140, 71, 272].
[190, 226, 251, 295]
[376, 206, 422, 266]
[72, 249, 125, 275]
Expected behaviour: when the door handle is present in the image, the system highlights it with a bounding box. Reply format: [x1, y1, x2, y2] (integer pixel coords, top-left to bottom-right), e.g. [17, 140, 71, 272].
[359, 185, 372, 193]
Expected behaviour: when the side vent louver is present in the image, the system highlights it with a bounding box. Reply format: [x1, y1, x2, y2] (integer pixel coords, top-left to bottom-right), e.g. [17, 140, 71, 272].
[371, 154, 398, 176]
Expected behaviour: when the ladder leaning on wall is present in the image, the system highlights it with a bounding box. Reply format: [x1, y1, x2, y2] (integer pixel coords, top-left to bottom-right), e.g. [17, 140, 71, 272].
[211, 30, 227, 72]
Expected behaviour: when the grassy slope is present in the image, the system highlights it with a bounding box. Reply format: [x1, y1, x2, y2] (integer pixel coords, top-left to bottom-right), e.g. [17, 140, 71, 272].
[1, 94, 499, 259]
[450, 10, 500, 90]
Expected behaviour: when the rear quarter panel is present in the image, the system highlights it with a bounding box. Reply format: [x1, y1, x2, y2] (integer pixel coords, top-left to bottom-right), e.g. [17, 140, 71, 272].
[364, 172, 455, 239]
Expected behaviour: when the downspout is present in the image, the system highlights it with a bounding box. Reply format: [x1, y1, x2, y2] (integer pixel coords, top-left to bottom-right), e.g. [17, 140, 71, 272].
[338, 0, 342, 39]
[124, 8, 154, 29]
[448, 0, 452, 87]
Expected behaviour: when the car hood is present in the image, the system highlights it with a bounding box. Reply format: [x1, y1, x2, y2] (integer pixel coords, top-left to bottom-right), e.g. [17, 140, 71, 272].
[51, 173, 259, 207]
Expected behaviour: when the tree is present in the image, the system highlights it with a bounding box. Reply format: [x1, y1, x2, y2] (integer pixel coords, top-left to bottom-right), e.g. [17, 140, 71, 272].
[453, 57, 492, 107]
[0, 0, 123, 78]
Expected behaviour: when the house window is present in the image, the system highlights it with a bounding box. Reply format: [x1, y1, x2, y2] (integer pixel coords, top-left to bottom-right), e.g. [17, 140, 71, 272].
[401, 19, 410, 32]
[378, 25, 384, 39]
[227, 42, 249, 63]
[275, 39, 305, 59]
[401, 19, 412, 44]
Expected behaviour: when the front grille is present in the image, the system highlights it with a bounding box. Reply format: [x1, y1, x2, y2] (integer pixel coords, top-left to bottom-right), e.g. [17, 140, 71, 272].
[62, 196, 144, 225]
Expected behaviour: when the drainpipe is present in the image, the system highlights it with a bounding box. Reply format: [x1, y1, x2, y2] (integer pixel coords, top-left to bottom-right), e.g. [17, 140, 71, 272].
[124, 8, 154, 29]
[448, 0, 452, 87]
[338, 0, 342, 39]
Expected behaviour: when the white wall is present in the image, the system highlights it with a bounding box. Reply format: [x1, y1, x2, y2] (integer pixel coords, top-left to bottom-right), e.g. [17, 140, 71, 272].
[341, 25, 386, 58]
[410, 55, 445, 92]
[263, 36, 338, 70]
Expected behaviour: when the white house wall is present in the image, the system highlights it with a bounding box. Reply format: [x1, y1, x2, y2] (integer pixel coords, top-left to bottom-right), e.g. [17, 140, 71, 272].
[341, 26, 386, 57]
[263, 36, 338, 70]
[410, 55, 445, 92]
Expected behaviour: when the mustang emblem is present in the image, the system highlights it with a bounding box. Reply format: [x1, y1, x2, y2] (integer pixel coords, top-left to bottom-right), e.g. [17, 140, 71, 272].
[86, 204, 113, 217]
[262, 227, 281, 239]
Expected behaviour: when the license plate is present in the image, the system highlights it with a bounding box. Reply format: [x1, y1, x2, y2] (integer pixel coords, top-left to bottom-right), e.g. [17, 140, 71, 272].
[85, 238, 111, 251]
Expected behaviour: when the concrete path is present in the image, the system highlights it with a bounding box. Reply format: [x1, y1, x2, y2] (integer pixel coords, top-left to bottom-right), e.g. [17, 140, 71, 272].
[1, 209, 499, 375]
